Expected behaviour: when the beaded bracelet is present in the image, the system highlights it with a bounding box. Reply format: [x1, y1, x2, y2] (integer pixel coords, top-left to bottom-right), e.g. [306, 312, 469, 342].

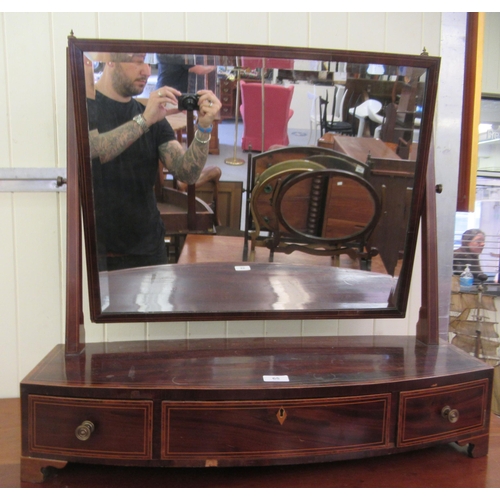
[194, 129, 211, 144]
[197, 123, 213, 134]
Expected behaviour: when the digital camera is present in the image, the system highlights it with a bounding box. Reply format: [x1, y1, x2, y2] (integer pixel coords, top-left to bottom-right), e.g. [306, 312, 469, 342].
[178, 93, 200, 111]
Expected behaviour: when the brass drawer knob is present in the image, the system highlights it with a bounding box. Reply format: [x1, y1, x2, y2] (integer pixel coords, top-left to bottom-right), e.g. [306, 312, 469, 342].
[75, 420, 95, 441]
[441, 406, 460, 423]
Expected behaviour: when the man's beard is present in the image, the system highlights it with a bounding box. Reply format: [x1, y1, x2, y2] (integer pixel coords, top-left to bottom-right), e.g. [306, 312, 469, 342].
[111, 64, 147, 97]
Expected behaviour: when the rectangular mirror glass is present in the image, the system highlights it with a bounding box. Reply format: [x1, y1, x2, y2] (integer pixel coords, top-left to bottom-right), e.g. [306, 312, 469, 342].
[68, 38, 439, 322]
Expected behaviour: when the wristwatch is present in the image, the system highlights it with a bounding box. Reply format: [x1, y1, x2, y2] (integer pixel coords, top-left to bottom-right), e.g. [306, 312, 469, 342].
[133, 114, 150, 133]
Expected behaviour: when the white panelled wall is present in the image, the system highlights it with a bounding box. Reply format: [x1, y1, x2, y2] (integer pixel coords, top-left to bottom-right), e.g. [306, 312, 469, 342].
[1, 12, 450, 398]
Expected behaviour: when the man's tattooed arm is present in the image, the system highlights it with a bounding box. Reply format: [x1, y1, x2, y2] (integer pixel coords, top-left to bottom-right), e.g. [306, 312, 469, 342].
[159, 133, 209, 185]
[89, 121, 144, 164]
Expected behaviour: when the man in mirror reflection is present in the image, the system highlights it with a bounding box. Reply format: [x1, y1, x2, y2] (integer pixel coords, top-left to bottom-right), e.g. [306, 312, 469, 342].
[87, 52, 221, 271]
[155, 54, 215, 93]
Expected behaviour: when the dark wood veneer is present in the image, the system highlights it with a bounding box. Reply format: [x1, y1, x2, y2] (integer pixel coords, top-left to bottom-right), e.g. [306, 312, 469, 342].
[20, 336, 492, 479]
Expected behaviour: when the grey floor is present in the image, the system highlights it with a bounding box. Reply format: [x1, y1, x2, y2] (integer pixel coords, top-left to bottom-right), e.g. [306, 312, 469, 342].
[208, 121, 313, 188]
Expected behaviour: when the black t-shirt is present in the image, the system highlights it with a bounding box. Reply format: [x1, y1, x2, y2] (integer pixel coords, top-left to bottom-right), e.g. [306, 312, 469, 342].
[88, 91, 175, 256]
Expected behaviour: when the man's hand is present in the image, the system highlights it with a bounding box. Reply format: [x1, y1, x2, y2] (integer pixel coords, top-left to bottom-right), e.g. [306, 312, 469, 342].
[143, 86, 182, 126]
[195, 90, 221, 129]
[157, 89, 221, 186]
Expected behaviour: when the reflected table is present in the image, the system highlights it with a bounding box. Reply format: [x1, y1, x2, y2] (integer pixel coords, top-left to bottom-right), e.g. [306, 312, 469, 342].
[178, 234, 394, 273]
[318, 134, 400, 163]
[99, 259, 398, 316]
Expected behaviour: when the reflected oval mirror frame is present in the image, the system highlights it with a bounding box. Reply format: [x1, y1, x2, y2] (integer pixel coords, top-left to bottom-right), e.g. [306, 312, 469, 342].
[67, 36, 440, 324]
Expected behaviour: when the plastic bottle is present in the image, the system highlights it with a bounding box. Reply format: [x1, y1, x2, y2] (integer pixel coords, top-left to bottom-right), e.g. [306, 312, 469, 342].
[459, 264, 474, 292]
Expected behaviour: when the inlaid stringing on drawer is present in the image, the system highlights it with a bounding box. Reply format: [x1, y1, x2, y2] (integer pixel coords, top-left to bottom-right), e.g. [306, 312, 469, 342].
[28, 395, 153, 459]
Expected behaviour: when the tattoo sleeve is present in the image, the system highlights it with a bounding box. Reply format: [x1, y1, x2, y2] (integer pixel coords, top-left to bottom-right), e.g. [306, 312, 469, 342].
[89, 121, 143, 164]
[159, 134, 209, 185]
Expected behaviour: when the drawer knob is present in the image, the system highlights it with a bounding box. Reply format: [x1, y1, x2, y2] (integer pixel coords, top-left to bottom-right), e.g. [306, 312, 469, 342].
[75, 420, 95, 441]
[441, 406, 460, 423]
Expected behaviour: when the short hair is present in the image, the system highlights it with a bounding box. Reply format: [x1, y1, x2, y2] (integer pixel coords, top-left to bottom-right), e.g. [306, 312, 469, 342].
[109, 53, 147, 63]
[461, 228, 485, 246]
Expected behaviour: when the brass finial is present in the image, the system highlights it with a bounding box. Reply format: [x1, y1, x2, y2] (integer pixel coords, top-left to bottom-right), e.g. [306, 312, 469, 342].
[421, 47, 429, 56]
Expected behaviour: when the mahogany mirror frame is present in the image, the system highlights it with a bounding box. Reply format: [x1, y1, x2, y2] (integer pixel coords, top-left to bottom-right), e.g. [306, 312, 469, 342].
[66, 35, 440, 334]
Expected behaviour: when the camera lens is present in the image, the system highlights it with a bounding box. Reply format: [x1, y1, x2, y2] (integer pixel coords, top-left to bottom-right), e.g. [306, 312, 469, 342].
[179, 94, 199, 111]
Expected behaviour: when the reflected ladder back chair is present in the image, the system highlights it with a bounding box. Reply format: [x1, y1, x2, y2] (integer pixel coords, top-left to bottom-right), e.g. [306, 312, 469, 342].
[248, 155, 381, 270]
[243, 146, 347, 259]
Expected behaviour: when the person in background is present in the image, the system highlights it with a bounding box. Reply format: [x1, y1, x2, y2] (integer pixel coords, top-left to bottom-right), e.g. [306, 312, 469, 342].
[155, 54, 215, 93]
[453, 228, 486, 279]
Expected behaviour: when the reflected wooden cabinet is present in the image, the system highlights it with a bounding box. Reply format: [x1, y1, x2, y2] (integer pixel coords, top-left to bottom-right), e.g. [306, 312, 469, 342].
[218, 78, 237, 120]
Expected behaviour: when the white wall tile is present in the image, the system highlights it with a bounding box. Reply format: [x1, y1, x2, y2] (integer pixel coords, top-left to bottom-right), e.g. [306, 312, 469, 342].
[52, 13, 100, 169]
[185, 13, 228, 43]
[105, 322, 148, 342]
[338, 319, 376, 336]
[269, 13, 309, 48]
[227, 13, 269, 45]
[302, 319, 339, 336]
[97, 13, 144, 39]
[265, 320, 302, 337]
[143, 13, 187, 41]
[422, 12, 442, 58]
[14, 192, 64, 378]
[385, 13, 423, 55]
[148, 321, 188, 340]
[188, 320, 227, 339]
[0, 14, 10, 169]
[0, 193, 19, 396]
[347, 13, 386, 52]
[227, 320, 266, 338]
[310, 13, 348, 50]
[4, 13, 56, 168]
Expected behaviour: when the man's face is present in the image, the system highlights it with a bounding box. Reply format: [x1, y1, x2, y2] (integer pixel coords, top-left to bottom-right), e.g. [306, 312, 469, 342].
[111, 56, 151, 98]
[469, 233, 485, 254]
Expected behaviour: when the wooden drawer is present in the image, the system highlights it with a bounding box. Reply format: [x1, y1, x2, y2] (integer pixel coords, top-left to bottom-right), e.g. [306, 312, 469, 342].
[162, 395, 391, 460]
[397, 379, 489, 447]
[28, 395, 153, 459]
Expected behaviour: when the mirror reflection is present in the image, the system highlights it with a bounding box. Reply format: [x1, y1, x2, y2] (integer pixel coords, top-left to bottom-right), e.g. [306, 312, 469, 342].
[81, 48, 428, 315]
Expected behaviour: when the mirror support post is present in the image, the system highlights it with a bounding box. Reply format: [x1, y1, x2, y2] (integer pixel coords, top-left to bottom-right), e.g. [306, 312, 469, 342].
[416, 138, 439, 344]
[65, 46, 85, 355]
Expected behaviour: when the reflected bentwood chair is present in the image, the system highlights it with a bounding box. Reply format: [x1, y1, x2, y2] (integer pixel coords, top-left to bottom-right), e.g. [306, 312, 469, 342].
[246, 149, 381, 270]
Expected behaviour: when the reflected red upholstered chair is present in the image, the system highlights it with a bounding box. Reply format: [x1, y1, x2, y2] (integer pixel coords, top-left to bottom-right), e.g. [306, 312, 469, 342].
[240, 57, 294, 71]
[239, 81, 294, 152]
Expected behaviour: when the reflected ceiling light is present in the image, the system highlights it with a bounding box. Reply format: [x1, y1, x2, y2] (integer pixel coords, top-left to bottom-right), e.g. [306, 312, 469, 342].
[367, 64, 385, 75]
